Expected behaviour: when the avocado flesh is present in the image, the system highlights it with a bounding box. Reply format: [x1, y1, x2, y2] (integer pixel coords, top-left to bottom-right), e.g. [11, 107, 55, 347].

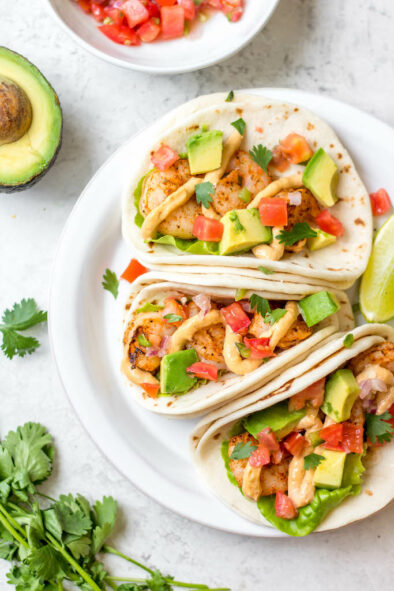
[322, 369, 360, 422]
[0, 47, 62, 191]
[160, 349, 199, 395]
[243, 401, 306, 440]
[298, 291, 339, 327]
[313, 449, 347, 489]
[307, 228, 337, 251]
[219, 208, 272, 255]
[302, 148, 338, 207]
[186, 130, 223, 174]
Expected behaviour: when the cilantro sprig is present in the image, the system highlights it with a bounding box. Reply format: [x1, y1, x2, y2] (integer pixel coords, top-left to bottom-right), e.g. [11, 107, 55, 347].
[230, 441, 257, 460]
[249, 294, 287, 326]
[343, 334, 354, 348]
[102, 269, 119, 299]
[231, 118, 246, 136]
[366, 411, 394, 444]
[277, 223, 317, 246]
[304, 453, 325, 470]
[249, 144, 273, 172]
[0, 299, 47, 359]
[0, 422, 229, 591]
[195, 182, 215, 209]
[225, 90, 234, 102]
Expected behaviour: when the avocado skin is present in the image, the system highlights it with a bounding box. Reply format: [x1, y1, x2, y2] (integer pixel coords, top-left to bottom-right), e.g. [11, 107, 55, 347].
[0, 47, 63, 193]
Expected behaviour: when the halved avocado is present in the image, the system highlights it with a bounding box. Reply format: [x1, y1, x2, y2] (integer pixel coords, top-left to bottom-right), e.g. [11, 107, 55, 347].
[0, 47, 62, 192]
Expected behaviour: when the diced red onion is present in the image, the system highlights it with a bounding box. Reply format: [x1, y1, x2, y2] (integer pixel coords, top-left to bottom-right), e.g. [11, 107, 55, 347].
[146, 347, 159, 358]
[239, 300, 252, 314]
[359, 378, 387, 399]
[192, 294, 211, 316]
[146, 336, 171, 358]
[288, 191, 302, 206]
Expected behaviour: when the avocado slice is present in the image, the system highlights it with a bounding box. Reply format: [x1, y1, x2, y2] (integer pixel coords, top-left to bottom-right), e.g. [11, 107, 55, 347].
[307, 228, 337, 251]
[302, 148, 338, 207]
[219, 208, 272, 255]
[322, 369, 360, 422]
[186, 130, 223, 175]
[313, 449, 347, 489]
[243, 401, 306, 440]
[298, 291, 339, 327]
[160, 349, 199, 395]
[0, 47, 62, 192]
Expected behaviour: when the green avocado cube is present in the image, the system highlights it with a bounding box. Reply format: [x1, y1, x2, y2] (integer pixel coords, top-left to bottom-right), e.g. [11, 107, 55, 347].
[219, 208, 272, 255]
[160, 349, 198, 395]
[313, 449, 347, 489]
[186, 130, 223, 174]
[243, 401, 306, 440]
[307, 228, 337, 251]
[302, 148, 339, 207]
[298, 291, 339, 327]
[322, 369, 360, 422]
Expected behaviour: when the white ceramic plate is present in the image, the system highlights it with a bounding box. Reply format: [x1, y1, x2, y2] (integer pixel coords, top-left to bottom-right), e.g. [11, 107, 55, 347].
[44, 0, 279, 74]
[50, 89, 394, 537]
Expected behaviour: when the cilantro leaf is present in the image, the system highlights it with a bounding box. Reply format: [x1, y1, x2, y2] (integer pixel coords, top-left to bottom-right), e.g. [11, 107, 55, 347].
[1, 330, 41, 359]
[195, 182, 215, 209]
[2, 299, 47, 331]
[235, 342, 250, 358]
[258, 266, 275, 275]
[225, 90, 234, 102]
[277, 223, 317, 246]
[91, 496, 117, 554]
[343, 334, 354, 348]
[231, 118, 246, 136]
[230, 441, 257, 460]
[250, 294, 271, 317]
[229, 211, 245, 233]
[366, 411, 394, 444]
[304, 453, 325, 470]
[28, 545, 64, 580]
[265, 308, 287, 326]
[164, 314, 183, 323]
[52, 494, 92, 536]
[102, 268, 119, 299]
[249, 144, 273, 172]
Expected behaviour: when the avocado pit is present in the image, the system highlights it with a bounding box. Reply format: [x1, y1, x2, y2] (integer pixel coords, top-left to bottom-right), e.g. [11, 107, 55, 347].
[0, 75, 32, 146]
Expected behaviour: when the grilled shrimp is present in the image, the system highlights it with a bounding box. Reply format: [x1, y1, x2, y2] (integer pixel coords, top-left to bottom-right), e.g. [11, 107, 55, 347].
[348, 342, 394, 375]
[275, 188, 321, 252]
[276, 318, 312, 349]
[140, 159, 199, 239]
[211, 170, 247, 216]
[228, 150, 272, 195]
[128, 314, 175, 373]
[349, 398, 365, 426]
[228, 432, 258, 487]
[189, 323, 225, 364]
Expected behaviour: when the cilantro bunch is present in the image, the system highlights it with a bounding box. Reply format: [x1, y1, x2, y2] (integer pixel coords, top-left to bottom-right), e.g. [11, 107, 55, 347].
[0, 423, 229, 591]
[0, 299, 47, 359]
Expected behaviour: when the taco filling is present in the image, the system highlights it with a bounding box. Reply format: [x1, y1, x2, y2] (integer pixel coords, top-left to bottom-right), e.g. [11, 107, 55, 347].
[222, 342, 394, 536]
[122, 289, 340, 399]
[135, 121, 344, 261]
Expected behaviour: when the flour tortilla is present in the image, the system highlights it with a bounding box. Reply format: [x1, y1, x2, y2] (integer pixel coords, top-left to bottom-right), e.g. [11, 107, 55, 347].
[122, 92, 372, 288]
[190, 324, 394, 533]
[120, 272, 353, 418]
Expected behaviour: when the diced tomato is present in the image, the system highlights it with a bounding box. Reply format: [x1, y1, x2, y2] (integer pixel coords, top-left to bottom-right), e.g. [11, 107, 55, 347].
[161, 6, 185, 39]
[288, 378, 326, 411]
[121, 258, 147, 282]
[283, 432, 306, 456]
[315, 209, 344, 237]
[122, 0, 149, 28]
[162, 297, 188, 326]
[91, 2, 106, 21]
[271, 443, 290, 464]
[257, 427, 279, 452]
[271, 145, 290, 172]
[342, 423, 364, 454]
[104, 5, 125, 25]
[221, 302, 251, 334]
[280, 133, 314, 164]
[258, 197, 288, 227]
[243, 337, 275, 360]
[193, 216, 224, 242]
[249, 445, 270, 467]
[202, 0, 223, 8]
[369, 188, 392, 216]
[99, 24, 141, 45]
[387, 404, 394, 429]
[151, 145, 179, 171]
[137, 18, 161, 42]
[146, 0, 161, 18]
[179, 0, 196, 19]
[141, 383, 160, 398]
[78, 0, 91, 13]
[227, 8, 243, 21]
[320, 423, 343, 447]
[156, 0, 177, 5]
[186, 362, 218, 381]
[275, 492, 298, 519]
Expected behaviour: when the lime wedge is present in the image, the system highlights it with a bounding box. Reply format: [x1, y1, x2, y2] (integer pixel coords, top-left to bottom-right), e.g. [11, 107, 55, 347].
[360, 214, 394, 322]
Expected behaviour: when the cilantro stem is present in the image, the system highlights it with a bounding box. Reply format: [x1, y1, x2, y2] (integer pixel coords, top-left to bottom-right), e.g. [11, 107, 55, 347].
[0, 503, 28, 540]
[106, 576, 230, 590]
[46, 532, 102, 591]
[36, 491, 56, 502]
[57, 580, 64, 591]
[0, 508, 29, 549]
[103, 545, 154, 575]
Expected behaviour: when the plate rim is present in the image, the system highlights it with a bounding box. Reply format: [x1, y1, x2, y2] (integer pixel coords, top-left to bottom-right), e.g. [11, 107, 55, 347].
[43, 0, 280, 74]
[49, 88, 394, 538]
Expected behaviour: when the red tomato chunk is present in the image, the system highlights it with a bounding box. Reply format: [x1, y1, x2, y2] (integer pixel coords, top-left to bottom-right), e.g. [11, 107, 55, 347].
[193, 216, 224, 242]
[259, 197, 288, 227]
[151, 145, 179, 171]
[370, 188, 392, 216]
[137, 18, 161, 42]
[122, 0, 149, 28]
[161, 5, 185, 39]
[283, 432, 305, 456]
[257, 427, 279, 452]
[315, 209, 344, 237]
[249, 446, 270, 467]
[186, 362, 218, 381]
[275, 492, 298, 519]
[221, 302, 251, 334]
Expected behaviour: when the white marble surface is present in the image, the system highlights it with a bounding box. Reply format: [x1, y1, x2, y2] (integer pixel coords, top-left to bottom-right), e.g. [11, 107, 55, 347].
[1, 0, 394, 589]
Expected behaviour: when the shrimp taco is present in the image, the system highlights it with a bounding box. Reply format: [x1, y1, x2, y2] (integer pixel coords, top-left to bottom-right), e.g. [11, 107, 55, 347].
[121, 272, 353, 417]
[122, 92, 372, 289]
[191, 324, 394, 536]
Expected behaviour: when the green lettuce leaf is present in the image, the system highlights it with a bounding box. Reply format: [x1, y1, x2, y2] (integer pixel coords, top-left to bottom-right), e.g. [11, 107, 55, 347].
[133, 170, 153, 228]
[221, 441, 242, 490]
[150, 234, 219, 255]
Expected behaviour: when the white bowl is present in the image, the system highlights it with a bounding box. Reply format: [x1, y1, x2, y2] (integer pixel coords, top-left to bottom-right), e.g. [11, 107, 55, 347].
[44, 0, 279, 74]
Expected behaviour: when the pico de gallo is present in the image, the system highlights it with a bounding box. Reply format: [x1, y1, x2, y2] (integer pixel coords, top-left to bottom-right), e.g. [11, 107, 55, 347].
[76, 0, 244, 46]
